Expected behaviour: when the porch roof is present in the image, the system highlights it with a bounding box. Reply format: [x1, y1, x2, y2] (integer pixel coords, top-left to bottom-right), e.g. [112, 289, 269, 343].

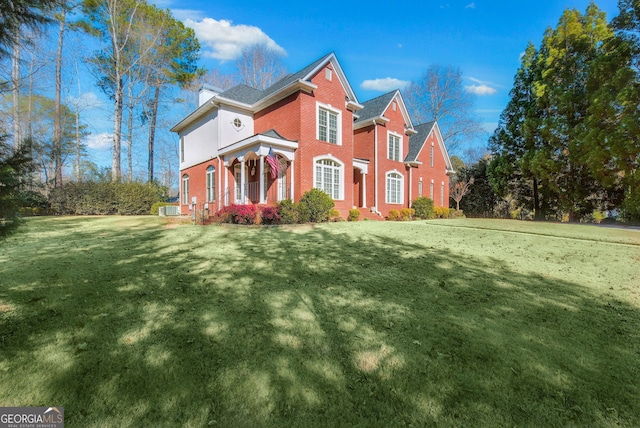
[219, 129, 298, 163]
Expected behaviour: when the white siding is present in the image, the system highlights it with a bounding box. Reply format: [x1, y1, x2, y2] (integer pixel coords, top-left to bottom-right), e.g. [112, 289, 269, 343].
[218, 106, 254, 150]
[179, 110, 219, 170]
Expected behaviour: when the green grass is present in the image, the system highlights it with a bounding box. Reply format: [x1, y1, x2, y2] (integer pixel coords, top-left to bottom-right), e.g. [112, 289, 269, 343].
[1, 216, 639, 427]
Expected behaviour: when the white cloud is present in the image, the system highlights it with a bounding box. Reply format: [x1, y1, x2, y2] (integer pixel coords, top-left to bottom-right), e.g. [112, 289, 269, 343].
[84, 133, 113, 151]
[184, 18, 285, 61]
[465, 2, 476, 9]
[466, 84, 497, 95]
[465, 77, 498, 95]
[172, 9, 205, 21]
[67, 92, 103, 109]
[361, 77, 410, 92]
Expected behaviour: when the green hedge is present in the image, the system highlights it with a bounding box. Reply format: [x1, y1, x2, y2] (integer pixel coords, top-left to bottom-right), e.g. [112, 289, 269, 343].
[49, 181, 166, 215]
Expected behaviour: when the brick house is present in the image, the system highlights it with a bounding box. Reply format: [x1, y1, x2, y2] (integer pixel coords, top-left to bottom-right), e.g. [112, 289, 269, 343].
[171, 52, 454, 218]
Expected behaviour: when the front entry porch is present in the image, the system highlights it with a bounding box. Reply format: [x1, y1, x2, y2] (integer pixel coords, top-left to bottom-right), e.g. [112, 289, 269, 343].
[219, 130, 297, 207]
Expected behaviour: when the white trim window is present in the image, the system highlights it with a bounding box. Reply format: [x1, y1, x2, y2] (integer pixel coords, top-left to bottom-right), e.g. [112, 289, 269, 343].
[386, 171, 403, 204]
[388, 132, 401, 161]
[441, 182, 445, 206]
[314, 158, 342, 200]
[182, 174, 189, 204]
[180, 137, 185, 163]
[317, 103, 340, 145]
[206, 166, 215, 201]
[430, 180, 434, 200]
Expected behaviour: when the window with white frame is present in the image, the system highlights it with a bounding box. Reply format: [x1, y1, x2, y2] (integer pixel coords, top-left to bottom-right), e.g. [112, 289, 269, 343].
[206, 166, 215, 201]
[182, 174, 189, 204]
[325, 68, 332, 81]
[180, 137, 185, 163]
[388, 133, 401, 161]
[430, 180, 434, 200]
[418, 180, 423, 197]
[441, 182, 445, 206]
[315, 158, 342, 200]
[317, 104, 339, 144]
[386, 172, 403, 204]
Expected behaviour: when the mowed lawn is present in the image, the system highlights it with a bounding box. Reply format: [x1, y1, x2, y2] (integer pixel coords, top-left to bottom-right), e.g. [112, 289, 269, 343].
[1, 217, 639, 427]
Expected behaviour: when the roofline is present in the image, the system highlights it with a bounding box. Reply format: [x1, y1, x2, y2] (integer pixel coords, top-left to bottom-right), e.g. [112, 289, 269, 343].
[352, 116, 390, 131]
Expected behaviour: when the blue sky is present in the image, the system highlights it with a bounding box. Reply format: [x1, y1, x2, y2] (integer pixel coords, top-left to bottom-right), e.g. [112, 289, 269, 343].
[82, 0, 619, 167]
[154, 0, 618, 138]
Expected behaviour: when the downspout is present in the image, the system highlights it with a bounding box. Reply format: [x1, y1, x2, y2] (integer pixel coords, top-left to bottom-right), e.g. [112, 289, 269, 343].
[373, 121, 380, 215]
[217, 155, 222, 211]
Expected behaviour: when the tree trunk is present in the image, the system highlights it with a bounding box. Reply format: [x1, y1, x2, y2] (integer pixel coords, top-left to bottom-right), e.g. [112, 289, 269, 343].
[147, 84, 160, 183]
[112, 76, 123, 182]
[53, 3, 66, 188]
[12, 36, 21, 148]
[126, 79, 134, 182]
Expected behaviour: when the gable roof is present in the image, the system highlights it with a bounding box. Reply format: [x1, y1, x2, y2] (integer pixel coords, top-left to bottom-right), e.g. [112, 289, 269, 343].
[406, 121, 455, 174]
[355, 91, 397, 124]
[354, 90, 415, 132]
[172, 52, 362, 133]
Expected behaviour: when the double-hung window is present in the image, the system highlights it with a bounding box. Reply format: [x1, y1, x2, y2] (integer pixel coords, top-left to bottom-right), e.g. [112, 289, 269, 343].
[206, 166, 215, 201]
[182, 174, 189, 204]
[318, 106, 339, 144]
[388, 133, 401, 161]
[315, 159, 341, 200]
[386, 172, 403, 204]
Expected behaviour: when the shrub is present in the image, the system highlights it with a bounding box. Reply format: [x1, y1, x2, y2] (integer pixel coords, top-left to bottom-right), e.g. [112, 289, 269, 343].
[298, 188, 334, 223]
[412, 197, 435, 219]
[278, 199, 300, 224]
[433, 206, 451, 219]
[400, 208, 415, 221]
[348, 208, 360, 222]
[260, 206, 281, 225]
[387, 209, 401, 221]
[329, 208, 343, 222]
[49, 181, 166, 216]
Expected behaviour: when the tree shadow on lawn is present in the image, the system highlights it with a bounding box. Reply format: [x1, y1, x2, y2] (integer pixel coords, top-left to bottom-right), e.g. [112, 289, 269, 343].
[0, 219, 639, 427]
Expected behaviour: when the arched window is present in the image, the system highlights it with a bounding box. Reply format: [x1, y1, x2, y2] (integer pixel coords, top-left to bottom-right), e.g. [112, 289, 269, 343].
[206, 166, 215, 201]
[386, 172, 403, 204]
[182, 174, 189, 204]
[314, 158, 342, 200]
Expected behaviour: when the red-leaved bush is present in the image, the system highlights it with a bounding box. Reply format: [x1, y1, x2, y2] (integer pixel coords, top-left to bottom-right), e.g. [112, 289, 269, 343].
[214, 204, 259, 224]
[260, 206, 281, 225]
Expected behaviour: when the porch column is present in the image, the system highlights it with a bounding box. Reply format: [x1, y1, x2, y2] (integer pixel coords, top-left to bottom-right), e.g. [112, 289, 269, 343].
[240, 157, 246, 204]
[362, 172, 367, 208]
[289, 159, 295, 202]
[224, 161, 229, 206]
[408, 167, 413, 207]
[259, 154, 265, 204]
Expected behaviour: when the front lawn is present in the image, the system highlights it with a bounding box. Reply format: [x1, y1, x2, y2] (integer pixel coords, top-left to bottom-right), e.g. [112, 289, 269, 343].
[1, 217, 639, 426]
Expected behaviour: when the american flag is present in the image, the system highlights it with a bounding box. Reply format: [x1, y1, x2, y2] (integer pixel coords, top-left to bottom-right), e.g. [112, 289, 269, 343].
[266, 147, 280, 179]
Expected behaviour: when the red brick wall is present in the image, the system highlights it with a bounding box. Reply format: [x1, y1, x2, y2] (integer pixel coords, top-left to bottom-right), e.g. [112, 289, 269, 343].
[354, 126, 374, 209]
[411, 130, 450, 208]
[254, 62, 356, 216]
[179, 158, 221, 214]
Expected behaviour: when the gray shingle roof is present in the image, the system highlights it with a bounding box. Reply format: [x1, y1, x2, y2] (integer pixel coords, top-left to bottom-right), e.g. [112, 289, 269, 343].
[219, 53, 335, 105]
[406, 121, 436, 163]
[218, 84, 263, 104]
[354, 91, 397, 124]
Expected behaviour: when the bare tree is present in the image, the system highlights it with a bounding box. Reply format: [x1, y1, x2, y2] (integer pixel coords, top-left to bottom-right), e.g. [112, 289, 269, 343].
[405, 65, 483, 153]
[451, 176, 474, 211]
[236, 44, 286, 90]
